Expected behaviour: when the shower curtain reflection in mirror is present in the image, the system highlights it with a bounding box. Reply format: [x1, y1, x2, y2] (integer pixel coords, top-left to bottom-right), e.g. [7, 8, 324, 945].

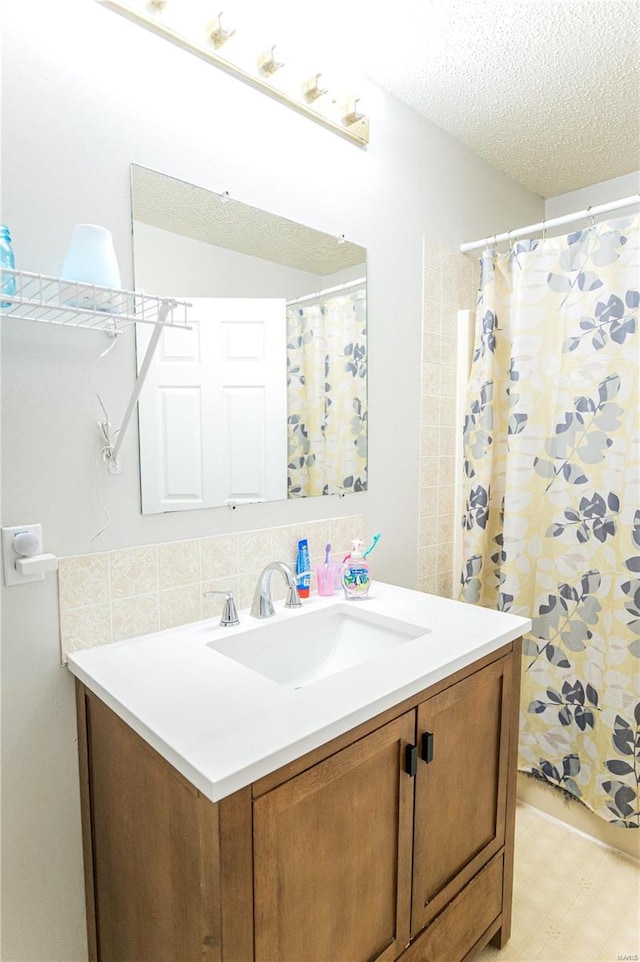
[287, 282, 367, 497]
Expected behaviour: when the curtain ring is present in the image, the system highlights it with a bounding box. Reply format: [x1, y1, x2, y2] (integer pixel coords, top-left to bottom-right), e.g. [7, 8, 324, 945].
[586, 206, 596, 231]
[483, 234, 497, 259]
[541, 218, 547, 242]
[507, 227, 515, 254]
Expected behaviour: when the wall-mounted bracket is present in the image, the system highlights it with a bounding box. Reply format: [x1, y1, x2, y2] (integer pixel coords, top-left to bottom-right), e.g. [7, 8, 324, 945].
[102, 299, 178, 473]
[0, 270, 192, 477]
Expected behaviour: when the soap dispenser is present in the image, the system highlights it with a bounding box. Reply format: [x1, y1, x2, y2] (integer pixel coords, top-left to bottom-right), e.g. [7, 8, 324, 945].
[341, 539, 371, 600]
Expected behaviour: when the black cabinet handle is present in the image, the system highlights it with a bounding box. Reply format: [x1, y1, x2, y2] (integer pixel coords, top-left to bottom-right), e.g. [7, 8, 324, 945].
[405, 744, 418, 777]
[422, 731, 434, 764]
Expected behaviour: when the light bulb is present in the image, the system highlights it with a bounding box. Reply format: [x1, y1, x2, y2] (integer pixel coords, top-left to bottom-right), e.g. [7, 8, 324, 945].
[302, 72, 329, 103]
[342, 97, 366, 126]
[207, 11, 235, 49]
[257, 45, 285, 76]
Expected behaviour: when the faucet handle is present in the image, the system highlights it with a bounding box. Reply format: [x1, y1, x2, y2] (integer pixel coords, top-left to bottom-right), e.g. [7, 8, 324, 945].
[203, 589, 240, 627]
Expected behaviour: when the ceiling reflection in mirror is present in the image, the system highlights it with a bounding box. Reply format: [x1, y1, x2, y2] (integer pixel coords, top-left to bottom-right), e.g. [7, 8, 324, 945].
[131, 165, 367, 514]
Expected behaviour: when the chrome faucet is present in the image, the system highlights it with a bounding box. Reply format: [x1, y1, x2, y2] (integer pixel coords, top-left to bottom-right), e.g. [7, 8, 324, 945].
[203, 589, 240, 627]
[250, 561, 303, 619]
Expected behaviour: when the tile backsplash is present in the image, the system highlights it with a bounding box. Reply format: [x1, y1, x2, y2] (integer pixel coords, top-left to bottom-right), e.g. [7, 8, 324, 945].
[59, 515, 364, 661]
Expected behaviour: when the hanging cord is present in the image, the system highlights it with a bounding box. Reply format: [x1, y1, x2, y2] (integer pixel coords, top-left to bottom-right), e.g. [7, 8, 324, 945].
[87, 329, 121, 542]
[90, 437, 112, 544]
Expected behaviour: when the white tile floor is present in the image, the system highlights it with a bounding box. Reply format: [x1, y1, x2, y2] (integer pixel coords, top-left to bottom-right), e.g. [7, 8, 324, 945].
[478, 802, 640, 962]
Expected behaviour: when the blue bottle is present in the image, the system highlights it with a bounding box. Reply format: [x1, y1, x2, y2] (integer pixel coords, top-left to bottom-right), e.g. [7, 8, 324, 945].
[0, 225, 17, 308]
[296, 539, 311, 599]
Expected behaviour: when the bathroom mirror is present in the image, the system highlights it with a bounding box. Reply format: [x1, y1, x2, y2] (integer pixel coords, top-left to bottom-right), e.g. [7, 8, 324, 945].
[131, 165, 367, 514]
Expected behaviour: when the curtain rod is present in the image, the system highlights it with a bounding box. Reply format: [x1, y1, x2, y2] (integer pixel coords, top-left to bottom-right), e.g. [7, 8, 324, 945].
[286, 276, 366, 307]
[460, 193, 640, 254]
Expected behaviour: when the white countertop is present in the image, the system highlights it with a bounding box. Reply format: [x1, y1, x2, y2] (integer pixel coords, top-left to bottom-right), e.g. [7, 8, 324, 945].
[67, 582, 530, 802]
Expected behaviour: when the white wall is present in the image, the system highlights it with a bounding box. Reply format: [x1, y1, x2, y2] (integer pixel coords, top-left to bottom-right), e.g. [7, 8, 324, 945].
[0, 1, 542, 958]
[545, 171, 640, 219]
[134, 222, 331, 299]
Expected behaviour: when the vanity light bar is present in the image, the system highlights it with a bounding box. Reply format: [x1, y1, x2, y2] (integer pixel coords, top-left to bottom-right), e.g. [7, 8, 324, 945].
[95, 0, 370, 147]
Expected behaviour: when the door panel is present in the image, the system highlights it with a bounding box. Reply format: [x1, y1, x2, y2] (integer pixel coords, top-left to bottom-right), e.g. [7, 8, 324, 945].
[254, 713, 416, 962]
[411, 656, 512, 936]
[160, 386, 203, 500]
[137, 297, 287, 512]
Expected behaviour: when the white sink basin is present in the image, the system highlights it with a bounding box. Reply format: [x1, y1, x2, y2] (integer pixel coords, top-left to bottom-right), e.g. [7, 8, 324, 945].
[207, 604, 429, 688]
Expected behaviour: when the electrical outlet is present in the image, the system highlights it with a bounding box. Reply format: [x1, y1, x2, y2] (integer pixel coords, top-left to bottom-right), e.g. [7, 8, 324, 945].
[2, 524, 45, 586]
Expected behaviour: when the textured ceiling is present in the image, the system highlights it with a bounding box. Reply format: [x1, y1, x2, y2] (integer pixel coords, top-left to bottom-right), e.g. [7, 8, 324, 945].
[235, 0, 640, 198]
[130, 165, 365, 275]
[356, 0, 640, 197]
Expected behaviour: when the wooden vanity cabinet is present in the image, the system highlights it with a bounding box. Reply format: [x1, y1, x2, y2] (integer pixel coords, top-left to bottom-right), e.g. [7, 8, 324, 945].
[76, 640, 521, 962]
[411, 655, 513, 936]
[253, 712, 415, 962]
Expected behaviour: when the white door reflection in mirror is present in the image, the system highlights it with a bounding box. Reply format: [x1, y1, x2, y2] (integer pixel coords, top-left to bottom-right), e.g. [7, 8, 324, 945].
[137, 297, 287, 513]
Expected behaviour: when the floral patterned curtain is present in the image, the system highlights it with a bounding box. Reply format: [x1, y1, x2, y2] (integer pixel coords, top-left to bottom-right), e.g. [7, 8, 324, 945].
[287, 287, 367, 497]
[460, 214, 639, 826]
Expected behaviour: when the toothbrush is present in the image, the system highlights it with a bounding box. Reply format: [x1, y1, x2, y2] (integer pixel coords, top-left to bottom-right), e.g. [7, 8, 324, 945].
[363, 533, 381, 559]
[324, 543, 332, 567]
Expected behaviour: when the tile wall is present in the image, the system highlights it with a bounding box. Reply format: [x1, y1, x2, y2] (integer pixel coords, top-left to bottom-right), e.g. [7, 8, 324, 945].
[419, 239, 478, 597]
[58, 514, 365, 660]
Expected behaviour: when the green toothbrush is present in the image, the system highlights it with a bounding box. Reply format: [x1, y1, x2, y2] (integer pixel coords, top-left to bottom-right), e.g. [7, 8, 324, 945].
[363, 533, 381, 559]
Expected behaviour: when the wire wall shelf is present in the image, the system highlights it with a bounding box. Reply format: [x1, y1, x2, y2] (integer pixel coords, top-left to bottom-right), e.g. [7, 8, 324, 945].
[0, 268, 192, 332]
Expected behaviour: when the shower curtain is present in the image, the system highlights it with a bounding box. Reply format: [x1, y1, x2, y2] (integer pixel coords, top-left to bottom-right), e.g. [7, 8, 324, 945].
[460, 214, 639, 826]
[287, 287, 367, 497]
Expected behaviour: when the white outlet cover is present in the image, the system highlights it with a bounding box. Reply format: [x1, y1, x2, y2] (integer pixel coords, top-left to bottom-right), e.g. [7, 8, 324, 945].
[2, 524, 45, 586]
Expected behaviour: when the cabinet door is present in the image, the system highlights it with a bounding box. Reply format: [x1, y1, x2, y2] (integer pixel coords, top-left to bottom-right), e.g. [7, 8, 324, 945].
[411, 655, 513, 936]
[254, 713, 416, 962]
